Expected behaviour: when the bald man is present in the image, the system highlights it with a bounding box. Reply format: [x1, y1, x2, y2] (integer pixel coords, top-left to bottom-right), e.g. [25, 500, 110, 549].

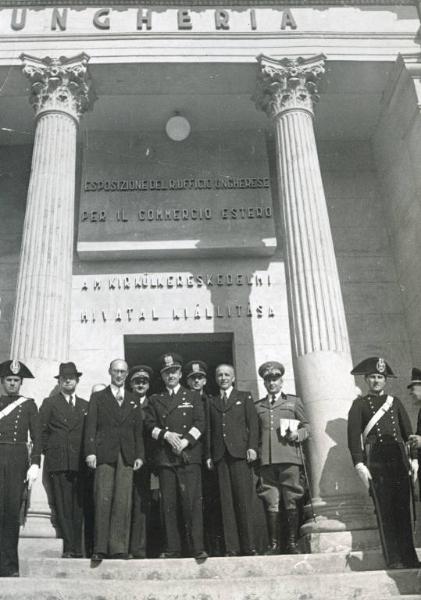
[85, 359, 144, 560]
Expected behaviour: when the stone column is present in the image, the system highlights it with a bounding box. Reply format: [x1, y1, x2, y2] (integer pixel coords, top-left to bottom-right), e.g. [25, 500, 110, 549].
[255, 55, 376, 549]
[10, 53, 93, 540]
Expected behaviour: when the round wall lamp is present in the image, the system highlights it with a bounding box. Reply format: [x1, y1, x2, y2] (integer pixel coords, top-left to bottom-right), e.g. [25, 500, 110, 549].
[165, 114, 191, 142]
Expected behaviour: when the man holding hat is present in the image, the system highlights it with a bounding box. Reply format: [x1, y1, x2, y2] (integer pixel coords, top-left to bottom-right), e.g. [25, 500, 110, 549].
[39, 362, 88, 558]
[144, 353, 207, 559]
[127, 364, 154, 558]
[348, 357, 419, 569]
[0, 359, 40, 577]
[255, 361, 310, 554]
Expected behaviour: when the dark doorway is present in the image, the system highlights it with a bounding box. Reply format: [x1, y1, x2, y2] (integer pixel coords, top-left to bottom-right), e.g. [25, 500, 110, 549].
[124, 333, 233, 396]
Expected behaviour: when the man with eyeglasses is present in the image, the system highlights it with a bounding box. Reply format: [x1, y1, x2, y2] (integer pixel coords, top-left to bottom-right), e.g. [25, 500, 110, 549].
[144, 353, 207, 559]
[85, 358, 144, 561]
[127, 364, 154, 558]
[255, 361, 310, 555]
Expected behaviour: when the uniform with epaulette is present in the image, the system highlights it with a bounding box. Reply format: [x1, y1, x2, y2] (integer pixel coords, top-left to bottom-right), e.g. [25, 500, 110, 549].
[0, 360, 41, 577]
[143, 353, 206, 559]
[207, 365, 258, 556]
[255, 361, 310, 554]
[347, 357, 419, 569]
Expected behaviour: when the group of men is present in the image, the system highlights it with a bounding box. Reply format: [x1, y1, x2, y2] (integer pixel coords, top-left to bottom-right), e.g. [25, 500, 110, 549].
[0, 353, 310, 575]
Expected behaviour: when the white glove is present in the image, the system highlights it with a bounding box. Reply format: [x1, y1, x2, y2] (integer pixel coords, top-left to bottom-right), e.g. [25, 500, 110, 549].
[246, 449, 257, 463]
[355, 462, 372, 491]
[411, 459, 419, 482]
[26, 464, 39, 489]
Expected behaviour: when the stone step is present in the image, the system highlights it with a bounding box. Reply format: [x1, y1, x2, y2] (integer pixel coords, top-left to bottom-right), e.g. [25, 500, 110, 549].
[20, 551, 388, 580]
[1, 569, 421, 600]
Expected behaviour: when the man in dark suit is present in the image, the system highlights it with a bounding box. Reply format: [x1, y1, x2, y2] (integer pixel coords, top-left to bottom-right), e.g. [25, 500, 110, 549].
[206, 364, 258, 556]
[127, 364, 154, 558]
[255, 361, 310, 554]
[0, 359, 40, 577]
[85, 358, 144, 560]
[40, 362, 88, 558]
[407, 368, 421, 497]
[144, 353, 207, 559]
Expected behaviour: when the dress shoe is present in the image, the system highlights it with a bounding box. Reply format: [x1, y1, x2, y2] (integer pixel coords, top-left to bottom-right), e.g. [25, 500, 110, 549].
[264, 542, 279, 556]
[159, 551, 181, 559]
[72, 553, 83, 559]
[194, 550, 208, 560]
[91, 553, 106, 562]
[110, 553, 129, 560]
[224, 550, 239, 557]
[62, 552, 73, 559]
[243, 548, 258, 556]
[129, 553, 146, 559]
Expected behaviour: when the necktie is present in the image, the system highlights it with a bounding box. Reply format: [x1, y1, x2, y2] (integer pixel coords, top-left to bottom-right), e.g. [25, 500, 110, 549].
[270, 394, 276, 405]
[116, 389, 123, 407]
[222, 392, 228, 406]
[69, 396, 75, 409]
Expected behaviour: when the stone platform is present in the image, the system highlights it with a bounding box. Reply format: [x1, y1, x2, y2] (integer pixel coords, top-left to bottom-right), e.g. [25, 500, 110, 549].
[1, 551, 421, 600]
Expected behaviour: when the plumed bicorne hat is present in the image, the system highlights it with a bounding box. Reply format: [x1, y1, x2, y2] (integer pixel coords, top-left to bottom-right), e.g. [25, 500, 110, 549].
[350, 356, 396, 378]
[0, 359, 34, 379]
[408, 367, 421, 389]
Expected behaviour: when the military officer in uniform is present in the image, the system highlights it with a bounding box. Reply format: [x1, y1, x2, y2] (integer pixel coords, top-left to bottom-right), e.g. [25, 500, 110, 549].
[255, 361, 310, 554]
[348, 356, 419, 569]
[85, 358, 145, 560]
[39, 362, 88, 558]
[127, 364, 154, 558]
[0, 359, 40, 577]
[206, 364, 258, 556]
[144, 353, 207, 559]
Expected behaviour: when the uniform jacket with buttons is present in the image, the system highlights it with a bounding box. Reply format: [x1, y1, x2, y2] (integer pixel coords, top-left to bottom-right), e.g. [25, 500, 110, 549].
[255, 393, 310, 466]
[207, 389, 258, 463]
[347, 393, 415, 466]
[40, 393, 89, 472]
[0, 395, 41, 465]
[143, 386, 204, 467]
[84, 386, 144, 466]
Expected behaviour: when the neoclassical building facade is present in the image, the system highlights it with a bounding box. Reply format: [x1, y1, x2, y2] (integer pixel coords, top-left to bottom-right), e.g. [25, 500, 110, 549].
[0, 0, 421, 551]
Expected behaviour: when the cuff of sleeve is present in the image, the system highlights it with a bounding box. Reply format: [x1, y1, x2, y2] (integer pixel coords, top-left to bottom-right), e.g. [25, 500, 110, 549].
[188, 427, 201, 441]
[297, 428, 309, 443]
[152, 427, 162, 441]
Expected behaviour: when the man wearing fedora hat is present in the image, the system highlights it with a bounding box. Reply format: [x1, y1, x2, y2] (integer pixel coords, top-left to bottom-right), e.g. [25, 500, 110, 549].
[0, 359, 40, 577]
[39, 362, 88, 558]
[348, 356, 419, 569]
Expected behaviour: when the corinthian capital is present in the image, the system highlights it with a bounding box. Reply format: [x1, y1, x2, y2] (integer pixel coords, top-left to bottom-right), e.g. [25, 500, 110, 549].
[254, 54, 326, 119]
[21, 53, 94, 122]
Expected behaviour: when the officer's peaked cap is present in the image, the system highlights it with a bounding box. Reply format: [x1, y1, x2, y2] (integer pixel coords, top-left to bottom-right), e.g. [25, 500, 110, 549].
[350, 357, 396, 378]
[159, 353, 183, 373]
[128, 364, 153, 381]
[408, 367, 421, 389]
[258, 361, 285, 379]
[0, 359, 34, 379]
[185, 360, 208, 378]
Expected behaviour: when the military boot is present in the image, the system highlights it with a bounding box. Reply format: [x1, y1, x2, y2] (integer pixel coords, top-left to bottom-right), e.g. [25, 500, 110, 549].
[285, 509, 300, 554]
[264, 511, 279, 555]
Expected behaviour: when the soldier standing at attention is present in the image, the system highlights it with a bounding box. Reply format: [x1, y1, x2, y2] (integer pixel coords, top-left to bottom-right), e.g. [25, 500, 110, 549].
[39, 362, 88, 558]
[347, 357, 419, 569]
[0, 360, 40, 577]
[207, 364, 258, 556]
[255, 361, 310, 554]
[144, 353, 207, 559]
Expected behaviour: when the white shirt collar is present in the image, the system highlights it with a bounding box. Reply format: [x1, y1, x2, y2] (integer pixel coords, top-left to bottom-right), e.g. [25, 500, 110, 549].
[221, 386, 233, 399]
[110, 384, 124, 398]
[166, 384, 180, 396]
[62, 393, 74, 404]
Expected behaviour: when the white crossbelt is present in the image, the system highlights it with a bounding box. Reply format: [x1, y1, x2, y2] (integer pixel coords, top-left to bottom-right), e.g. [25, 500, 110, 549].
[0, 396, 28, 421]
[362, 395, 393, 443]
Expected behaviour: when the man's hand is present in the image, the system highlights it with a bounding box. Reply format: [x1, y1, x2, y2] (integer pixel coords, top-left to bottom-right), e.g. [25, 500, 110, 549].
[206, 458, 214, 471]
[411, 458, 419, 482]
[164, 431, 183, 451]
[26, 464, 39, 489]
[133, 458, 143, 471]
[286, 430, 299, 442]
[86, 454, 97, 469]
[408, 434, 421, 449]
[172, 438, 189, 455]
[355, 462, 372, 491]
[246, 449, 257, 463]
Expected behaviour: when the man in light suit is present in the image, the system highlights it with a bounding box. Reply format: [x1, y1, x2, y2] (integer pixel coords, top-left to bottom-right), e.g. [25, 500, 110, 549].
[255, 361, 310, 554]
[206, 364, 258, 556]
[40, 362, 89, 558]
[85, 358, 144, 560]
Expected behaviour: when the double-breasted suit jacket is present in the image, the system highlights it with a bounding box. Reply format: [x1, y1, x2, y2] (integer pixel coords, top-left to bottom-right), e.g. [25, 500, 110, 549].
[207, 389, 258, 462]
[40, 393, 89, 472]
[85, 387, 144, 466]
[255, 393, 310, 466]
[144, 386, 205, 467]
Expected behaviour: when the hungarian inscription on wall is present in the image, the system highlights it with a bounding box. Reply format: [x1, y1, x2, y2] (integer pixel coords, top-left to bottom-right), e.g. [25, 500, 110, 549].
[78, 130, 277, 259]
